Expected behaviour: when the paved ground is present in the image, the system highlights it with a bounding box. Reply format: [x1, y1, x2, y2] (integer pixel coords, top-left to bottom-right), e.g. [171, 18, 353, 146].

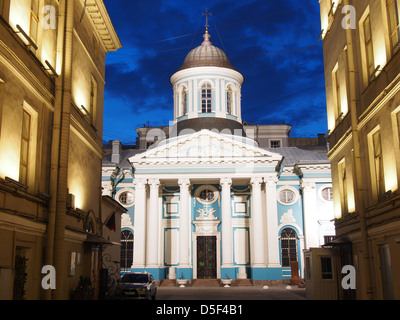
[156, 284, 306, 300]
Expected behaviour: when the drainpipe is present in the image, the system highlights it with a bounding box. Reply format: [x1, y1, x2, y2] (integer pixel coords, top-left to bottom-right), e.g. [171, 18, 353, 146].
[343, 0, 373, 299]
[50, 0, 74, 300]
[44, 0, 66, 300]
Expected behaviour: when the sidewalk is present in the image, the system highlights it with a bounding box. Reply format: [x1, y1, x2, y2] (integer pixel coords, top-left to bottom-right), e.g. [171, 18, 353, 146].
[156, 284, 306, 300]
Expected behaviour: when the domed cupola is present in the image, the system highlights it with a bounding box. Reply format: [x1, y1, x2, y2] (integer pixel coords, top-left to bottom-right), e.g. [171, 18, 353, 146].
[177, 31, 237, 72]
[170, 21, 245, 137]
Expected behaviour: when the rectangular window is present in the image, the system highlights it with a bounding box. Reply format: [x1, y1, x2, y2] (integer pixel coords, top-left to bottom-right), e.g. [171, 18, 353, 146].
[226, 90, 232, 115]
[0, 0, 4, 16]
[30, 0, 39, 46]
[321, 257, 333, 279]
[387, 0, 400, 52]
[201, 84, 212, 113]
[270, 140, 281, 148]
[372, 130, 385, 197]
[332, 65, 341, 121]
[90, 76, 97, 121]
[363, 15, 375, 81]
[19, 110, 31, 186]
[338, 159, 348, 214]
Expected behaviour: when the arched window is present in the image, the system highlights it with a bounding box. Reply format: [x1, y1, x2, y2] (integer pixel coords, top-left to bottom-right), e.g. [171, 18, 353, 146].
[226, 87, 233, 115]
[280, 228, 298, 267]
[121, 230, 134, 269]
[201, 83, 212, 113]
[181, 87, 187, 116]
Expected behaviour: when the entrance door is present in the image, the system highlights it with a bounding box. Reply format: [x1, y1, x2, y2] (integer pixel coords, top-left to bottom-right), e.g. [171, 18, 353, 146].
[197, 236, 217, 279]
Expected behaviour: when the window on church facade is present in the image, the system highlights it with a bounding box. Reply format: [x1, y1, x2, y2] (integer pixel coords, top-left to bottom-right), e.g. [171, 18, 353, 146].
[321, 187, 333, 201]
[181, 87, 187, 116]
[201, 83, 212, 113]
[280, 228, 298, 267]
[279, 189, 295, 204]
[199, 189, 215, 202]
[121, 230, 134, 269]
[119, 191, 134, 206]
[226, 87, 233, 115]
[270, 140, 281, 148]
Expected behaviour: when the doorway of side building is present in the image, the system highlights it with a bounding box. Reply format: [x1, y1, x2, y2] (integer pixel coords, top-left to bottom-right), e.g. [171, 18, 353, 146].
[197, 236, 217, 279]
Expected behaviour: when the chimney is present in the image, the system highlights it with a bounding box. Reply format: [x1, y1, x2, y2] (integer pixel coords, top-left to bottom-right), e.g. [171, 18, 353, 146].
[111, 140, 122, 164]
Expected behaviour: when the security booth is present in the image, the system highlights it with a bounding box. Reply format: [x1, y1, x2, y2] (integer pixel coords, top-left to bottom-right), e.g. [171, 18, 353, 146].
[304, 247, 339, 300]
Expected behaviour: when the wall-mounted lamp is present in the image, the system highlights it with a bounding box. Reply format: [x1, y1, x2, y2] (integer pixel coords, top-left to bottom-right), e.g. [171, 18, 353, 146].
[15, 25, 38, 51]
[67, 193, 76, 209]
[5, 176, 28, 190]
[80, 105, 89, 116]
[369, 65, 381, 83]
[45, 60, 58, 78]
[318, 29, 325, 41]
[378, 189, 392, 201]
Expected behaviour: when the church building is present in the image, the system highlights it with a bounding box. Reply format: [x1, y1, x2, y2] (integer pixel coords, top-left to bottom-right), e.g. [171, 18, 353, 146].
[102, 25, 334, 284]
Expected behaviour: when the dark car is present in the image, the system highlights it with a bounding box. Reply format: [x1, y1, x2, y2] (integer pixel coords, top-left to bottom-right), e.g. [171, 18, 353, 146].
[120, 272, 157, 300]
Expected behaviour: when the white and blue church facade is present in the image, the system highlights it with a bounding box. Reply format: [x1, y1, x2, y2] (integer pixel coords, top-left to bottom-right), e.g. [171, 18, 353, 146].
[102, 29, 335, 283]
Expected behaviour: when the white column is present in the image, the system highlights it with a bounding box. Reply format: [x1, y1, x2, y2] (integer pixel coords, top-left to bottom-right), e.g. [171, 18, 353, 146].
[146, 178, 160, 268]
[133, 177, 147, 268]
[220, 177, 233, 268]
[250, 177, 266, 267]
[301, 179, 319, 248]
[178, 178, 191, 268]
[264, 175, 281, 267]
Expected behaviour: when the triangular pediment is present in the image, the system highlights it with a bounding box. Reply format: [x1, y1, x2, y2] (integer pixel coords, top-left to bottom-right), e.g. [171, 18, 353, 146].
[129, 129, 282, 166]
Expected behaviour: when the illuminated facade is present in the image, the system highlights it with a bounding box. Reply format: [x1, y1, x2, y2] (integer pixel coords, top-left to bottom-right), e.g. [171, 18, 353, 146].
[319, 0, 400, 299]
[102, 28, 335, 285]
[0, 0, 121, 299]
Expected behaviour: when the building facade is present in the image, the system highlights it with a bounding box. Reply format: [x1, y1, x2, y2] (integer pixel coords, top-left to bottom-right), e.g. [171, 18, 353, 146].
[319, 0, 400, 299]
[102, 28, 335, 284]
[0, 0, 121, 300]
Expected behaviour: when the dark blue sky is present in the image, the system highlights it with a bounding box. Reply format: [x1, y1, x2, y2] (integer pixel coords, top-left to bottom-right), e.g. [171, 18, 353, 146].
[103, 0, 327, 145]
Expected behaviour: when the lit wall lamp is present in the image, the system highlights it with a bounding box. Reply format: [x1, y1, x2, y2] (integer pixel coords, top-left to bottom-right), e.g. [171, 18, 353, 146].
[15, 25, 38, 51]
[378, 189, 392, 201]
[318, 29, 325, 41]
[67, 193, 76, 209]
[80, 105, 89, 116]
[45, 60, 59, 78]
[369, 65, 381, 83]
[5, 176, 28, 190]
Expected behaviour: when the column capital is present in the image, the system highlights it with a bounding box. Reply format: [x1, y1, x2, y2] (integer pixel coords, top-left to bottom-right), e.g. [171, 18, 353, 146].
[148, 178, 160, 189]
[220, 177, 232, 188]
[178, 177, 190, 189]
[250, 177, 263, 187]
[300, 179, 316, 191]
[264, 175, 278, 187]
[133, 177, 147, 189]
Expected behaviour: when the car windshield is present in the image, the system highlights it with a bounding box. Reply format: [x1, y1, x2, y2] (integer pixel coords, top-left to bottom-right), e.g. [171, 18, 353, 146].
[121, 274, 149, 283]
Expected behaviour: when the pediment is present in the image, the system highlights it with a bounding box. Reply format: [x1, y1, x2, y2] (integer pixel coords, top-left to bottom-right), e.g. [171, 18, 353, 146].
[129, 129, 282, 166]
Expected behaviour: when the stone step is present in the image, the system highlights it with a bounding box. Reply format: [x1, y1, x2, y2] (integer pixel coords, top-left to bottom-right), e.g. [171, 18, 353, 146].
[159, 279, 177, 287]
[232, 279, 253, 286]
[191, 279, 221, 287]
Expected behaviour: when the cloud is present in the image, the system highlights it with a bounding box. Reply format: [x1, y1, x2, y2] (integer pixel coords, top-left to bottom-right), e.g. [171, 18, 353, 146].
[103, 0, 327, 143]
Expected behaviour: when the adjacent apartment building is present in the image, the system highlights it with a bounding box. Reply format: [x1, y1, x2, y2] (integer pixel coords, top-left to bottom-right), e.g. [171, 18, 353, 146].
[0, 0, 121, 299]
[319, 0, 400, 299]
